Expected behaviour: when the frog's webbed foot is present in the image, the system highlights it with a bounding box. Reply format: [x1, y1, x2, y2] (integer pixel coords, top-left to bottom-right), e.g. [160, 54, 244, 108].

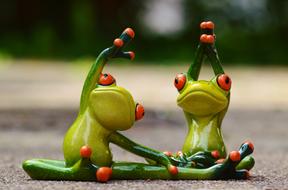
[170, 141, 254, 179]
[236, 141, 255, 171]
[213, 141, 254, 179]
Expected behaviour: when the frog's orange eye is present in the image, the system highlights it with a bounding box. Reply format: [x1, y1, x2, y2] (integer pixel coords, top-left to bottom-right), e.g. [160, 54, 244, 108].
[135, 103, 145, 121]
[217, 74, 232, 91]
[98, 73, 115, 86]
[174, 74, 186, 91]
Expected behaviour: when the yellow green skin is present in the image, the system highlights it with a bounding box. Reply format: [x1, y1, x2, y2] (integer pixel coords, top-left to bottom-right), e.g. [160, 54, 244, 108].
[22, 27, 254, 181]
[175, 25, 255, 172]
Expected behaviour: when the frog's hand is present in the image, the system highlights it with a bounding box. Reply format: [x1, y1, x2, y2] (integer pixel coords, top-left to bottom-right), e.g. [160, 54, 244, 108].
[22, 146, 98, 181]
[109, 132, 178, 175]
[188, 21, 225, 81]
[200, 21, 225, 76]
[79, 28, 135, 114]
[185, 151, 219, 168]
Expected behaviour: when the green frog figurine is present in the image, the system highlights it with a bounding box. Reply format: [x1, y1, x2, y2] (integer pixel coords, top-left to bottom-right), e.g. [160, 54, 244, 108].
[170, 21, 255, 172]
[23, 25, 254, 182]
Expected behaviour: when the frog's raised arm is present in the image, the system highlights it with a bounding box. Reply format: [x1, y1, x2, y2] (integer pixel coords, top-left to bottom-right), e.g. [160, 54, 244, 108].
[79, 28, 135, 114]
[187, 21, 224, 81]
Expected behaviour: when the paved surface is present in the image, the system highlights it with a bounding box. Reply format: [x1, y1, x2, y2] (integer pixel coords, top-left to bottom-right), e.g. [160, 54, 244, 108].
[0, 109, 288, 190]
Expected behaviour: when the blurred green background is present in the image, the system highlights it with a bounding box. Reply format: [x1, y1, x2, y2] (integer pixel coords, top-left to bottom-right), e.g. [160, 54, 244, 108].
[0, 0, 287, 64]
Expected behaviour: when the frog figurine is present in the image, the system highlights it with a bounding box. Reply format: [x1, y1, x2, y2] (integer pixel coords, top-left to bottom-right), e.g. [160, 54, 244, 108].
[171, 21, 255, 172]
[23, 27, 254, 182]
[23, 28, 179, 182]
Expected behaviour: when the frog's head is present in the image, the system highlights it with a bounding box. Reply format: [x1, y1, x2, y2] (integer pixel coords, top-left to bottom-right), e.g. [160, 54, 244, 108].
[174, 73, 231, 117]
[89, 73, 144, 131]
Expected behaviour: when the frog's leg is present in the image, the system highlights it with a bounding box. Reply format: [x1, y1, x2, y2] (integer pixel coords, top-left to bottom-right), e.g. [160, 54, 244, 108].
[22, 146, 98, 181]
[23, 142, 253, 181]
[108, 132, 253, 180]
[110, 143, 253, 180]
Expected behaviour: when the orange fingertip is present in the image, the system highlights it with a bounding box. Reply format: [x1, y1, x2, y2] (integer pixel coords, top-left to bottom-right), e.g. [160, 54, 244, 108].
[163, 151, 173, 157]
[80, 145, 92, 158]
[200, 22, 207, 29]
[113, 38, 124, 47]
[124, 28, 135, 38]
[176, 151, 183, 157]
[96, 167, 113, 182]
[229, 151, 241, 162]
[215, 158, 225, 164]
[206, 21, 215, 29]
[168, 165, 178, 175]
[200, 21, 215, 29]
[128, 51, 135, 60]
[211, 150, 220, 159]
[206, 35, 215, 43]
[200, 34, 207, 43]
[244, 141, 254, 151]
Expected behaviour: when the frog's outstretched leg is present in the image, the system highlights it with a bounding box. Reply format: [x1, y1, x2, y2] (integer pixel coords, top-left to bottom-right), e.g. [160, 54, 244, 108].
[23, 146, 98, 181]
[110, 143, 253, 180]
[23, 141, 253, 181]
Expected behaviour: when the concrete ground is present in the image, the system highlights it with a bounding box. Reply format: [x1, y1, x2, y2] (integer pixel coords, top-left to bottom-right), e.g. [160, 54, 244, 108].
[0, 61, 288, 189]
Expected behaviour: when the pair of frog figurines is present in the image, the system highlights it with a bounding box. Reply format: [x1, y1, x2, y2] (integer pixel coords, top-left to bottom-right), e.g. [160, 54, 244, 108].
[23, 21, 255, 182]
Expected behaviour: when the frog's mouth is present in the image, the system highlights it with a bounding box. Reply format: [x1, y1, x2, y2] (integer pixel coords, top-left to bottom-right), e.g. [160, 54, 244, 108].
[177, 89, 228, 116]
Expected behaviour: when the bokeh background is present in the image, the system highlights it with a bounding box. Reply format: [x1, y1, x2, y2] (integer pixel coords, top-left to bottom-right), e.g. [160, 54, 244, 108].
[0, 0, 288, 63]
[1, 1, 288, 189]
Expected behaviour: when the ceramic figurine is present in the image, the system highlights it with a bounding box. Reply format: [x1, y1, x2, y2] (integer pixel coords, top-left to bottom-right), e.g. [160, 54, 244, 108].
[170, 21, 255, 173]
[23, 23, 254, 182]
[23, 28, 177, 182]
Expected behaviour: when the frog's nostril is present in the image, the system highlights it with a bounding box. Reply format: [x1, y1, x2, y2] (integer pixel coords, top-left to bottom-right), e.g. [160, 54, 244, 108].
[135, 103, 145, 121]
